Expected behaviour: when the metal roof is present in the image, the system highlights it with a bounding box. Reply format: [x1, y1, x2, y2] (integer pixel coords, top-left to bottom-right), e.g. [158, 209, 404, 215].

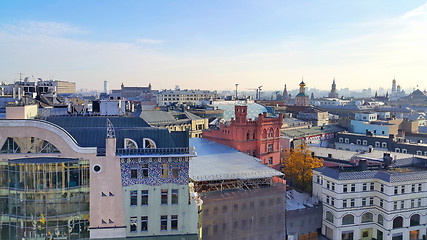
[189, 138, 283, 181]
[210, 103, 268, 121]
[45, 116, 188, 149]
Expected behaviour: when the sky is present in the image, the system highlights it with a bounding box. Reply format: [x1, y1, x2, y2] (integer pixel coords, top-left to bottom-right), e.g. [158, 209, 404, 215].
[0, 0, 426, 92]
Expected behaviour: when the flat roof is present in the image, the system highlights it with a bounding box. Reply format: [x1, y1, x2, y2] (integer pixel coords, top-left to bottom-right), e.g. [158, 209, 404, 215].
[189, 138, 283, 181]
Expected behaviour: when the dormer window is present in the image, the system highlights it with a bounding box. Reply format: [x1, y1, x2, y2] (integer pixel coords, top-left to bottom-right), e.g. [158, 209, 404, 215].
[124, 138, 138, 149]
[143, 138, 156, 149]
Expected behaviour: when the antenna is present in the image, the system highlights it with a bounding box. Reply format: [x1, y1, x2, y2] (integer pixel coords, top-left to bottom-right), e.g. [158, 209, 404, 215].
[235, 83, 239, 100]
[106, 118, 116, 138]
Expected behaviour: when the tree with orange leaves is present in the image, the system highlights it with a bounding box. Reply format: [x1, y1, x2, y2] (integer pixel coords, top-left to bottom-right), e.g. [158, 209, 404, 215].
[281, 143, 323, 192]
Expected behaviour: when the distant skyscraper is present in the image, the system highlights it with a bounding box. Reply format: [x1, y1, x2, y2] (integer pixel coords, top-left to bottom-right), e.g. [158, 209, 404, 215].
[328, 78, 339, 98]
[104, 80, 108, 94]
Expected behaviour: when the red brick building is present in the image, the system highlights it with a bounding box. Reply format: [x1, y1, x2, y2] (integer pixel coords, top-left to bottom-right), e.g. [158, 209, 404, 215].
[203, 105, 283, 169]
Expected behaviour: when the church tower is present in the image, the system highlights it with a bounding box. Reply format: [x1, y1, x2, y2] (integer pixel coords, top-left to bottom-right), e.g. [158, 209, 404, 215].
[283, 84, 290, 102]
[328, 78, 339, 98]
[295, 79, 309, 106]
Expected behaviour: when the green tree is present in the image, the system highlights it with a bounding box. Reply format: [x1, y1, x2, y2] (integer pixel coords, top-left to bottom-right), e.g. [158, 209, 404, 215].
[281, 143, 323, 192]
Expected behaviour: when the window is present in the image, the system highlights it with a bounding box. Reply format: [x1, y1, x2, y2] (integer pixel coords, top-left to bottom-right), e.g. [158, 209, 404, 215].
[223, 205, 228, 213]
[161, 164, 168, 178]
[268, 157, 273, 165]
[326, 196, 330, 204]
[380, 184, 384, 192]
[394, 186, 398, 194]
[171, 189, 178, 204]
[351, 184, 355, 192]
[124, 138, 138, 149]
[394, 201, 398, 210]
[131, 169, 138, 179]
[416, 150, 422, 155]
[327, 181, 330, 189]
[142, 164, 149, 178]
[350, 199, 355, 207]
[402, 149, 407, 153]
[362, 183, 367, 191]
[161, 189, 168, 204]
[382, 142, 387, 148]
[141, 190, 148, 205]
[345, 138, 349, 144]
[378, 214, 384, 226]
[339, 138, 343, 143]
[410, 214, 420, 226]
[401, 186, 405, 194]
[143, 138, 156, 148]
[130, 217, 137, 232]
[357, 139, 361, 145]
[361, 212, 373, 223]
[130, 190, 138, 206]
[375, 141, 380, 147]
[395, 148, 400, 153]
[362, 198, 366, 206]
[370, 183, 374, 191]
[342, 214, 354, 225]
[411, 199, 415, 208]
[343, 185, 348, 193]
[362, 140, 367, 145]
[411, 184, 415, 193]
[343, 199, 347, 208]
[331, 183, 335, 191]
[379, 199, 384, 208]
[369, 197, 374, 205]
[171, 215, 178, 230]
[400, 200, 404, 209]
[141, 216, 148, 231]
[268, 144, 273, 152]
[172, 163, 179, 178]
[418, 183, 422, 191]
[331, 197, 335, 206]
[418, 198, 421, 207]
[325, 211, 334, 223]
[393, 216, 403, 229]
[161, 215, 168, 230]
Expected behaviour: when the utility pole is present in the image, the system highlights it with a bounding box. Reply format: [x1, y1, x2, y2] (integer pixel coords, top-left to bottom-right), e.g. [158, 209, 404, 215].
[235, 83, 239, 100]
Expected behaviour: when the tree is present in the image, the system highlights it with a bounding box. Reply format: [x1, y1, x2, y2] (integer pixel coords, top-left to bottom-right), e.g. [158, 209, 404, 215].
[281, 143, 323, 192]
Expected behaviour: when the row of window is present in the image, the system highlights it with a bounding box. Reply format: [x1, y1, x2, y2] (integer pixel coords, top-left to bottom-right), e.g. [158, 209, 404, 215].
[319, 178, 423, 194]
[325, 195, 423, 209]
[326, 211, 421, 229]
[130, 215, 178, 232]
[203, 198, 282, 216]
[338, 138, 388, 147]
[130, 189, 179, 206]
[130, 163, 179, 179]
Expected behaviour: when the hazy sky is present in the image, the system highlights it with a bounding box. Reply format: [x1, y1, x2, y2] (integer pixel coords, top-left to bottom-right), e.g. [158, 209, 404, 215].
[1, 0, 426, 92]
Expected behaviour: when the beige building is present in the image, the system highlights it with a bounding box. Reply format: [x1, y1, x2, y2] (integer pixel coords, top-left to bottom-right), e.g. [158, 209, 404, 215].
[5, 104, 38, 119]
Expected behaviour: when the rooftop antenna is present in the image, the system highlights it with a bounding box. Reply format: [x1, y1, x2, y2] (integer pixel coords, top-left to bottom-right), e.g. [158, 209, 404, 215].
[235, 83, 239, 100]
[106, 118, 116, 138]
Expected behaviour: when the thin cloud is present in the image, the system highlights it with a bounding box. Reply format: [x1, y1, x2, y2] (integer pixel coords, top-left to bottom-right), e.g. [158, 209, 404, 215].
[3, 21, 87, 36]
[137, 38, 164, 44]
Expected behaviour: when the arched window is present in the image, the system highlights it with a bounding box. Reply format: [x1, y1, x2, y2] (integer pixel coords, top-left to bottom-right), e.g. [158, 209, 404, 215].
[410, 214, 420, 226]
[342, 214, 354, 225]
[416, 150, 422, 155]
[377, 214, 384, 226]
[362, 140, 367, 146]
[268, 128, 274, 138]
[393, 216, 403, 229]
[395, 148, 400, 153]
[275, 128, 280, 137]
[325, 211, 334, 223]
[375, 141, 380, 147]
[124, 138, 138, 149]
[361, 212, 373, 223]
[382, 142, 387, 148]
[356, 139, 361, 145]
[339, 138, 343, 143]
[246, 131, 250, 140]
[402, 149, 407, 153]
[253, 131, 256, 139]
[345, 138, 349, 144]
[143, 138, 156, 149]
[262, 129, 267, 139]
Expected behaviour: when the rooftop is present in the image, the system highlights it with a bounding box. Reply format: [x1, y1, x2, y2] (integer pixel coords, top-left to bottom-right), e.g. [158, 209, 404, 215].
[281, 125, 344, 139]
[189, 138, 283, 181]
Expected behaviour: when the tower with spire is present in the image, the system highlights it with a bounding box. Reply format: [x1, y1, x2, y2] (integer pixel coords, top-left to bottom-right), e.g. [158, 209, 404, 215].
[328, 78, 339, 98]
[295, 78, 309, 106]
[283, 84, 290, 102]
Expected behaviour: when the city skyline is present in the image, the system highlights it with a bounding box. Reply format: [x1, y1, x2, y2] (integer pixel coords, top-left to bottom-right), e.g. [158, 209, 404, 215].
[1, 0, 426, 91]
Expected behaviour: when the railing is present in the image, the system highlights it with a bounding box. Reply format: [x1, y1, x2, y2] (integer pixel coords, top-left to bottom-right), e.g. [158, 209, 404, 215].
[116, 147, 194, 156]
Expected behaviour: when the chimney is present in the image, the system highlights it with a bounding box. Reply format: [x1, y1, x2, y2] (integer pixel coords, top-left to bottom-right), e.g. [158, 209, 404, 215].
[383, 153, 393, 170]
[358, 159, 368, 171]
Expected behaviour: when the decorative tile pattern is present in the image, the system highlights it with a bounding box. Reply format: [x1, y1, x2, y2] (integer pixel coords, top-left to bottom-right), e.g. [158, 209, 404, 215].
[120, 157, 189, 186]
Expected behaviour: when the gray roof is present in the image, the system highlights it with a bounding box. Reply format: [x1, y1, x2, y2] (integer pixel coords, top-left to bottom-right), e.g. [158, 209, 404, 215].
[210, 103, 268, 121]
[281, 125, 344, 139]
[189, 138, 283, 181]
[315, 166, 427, 183]
[45, 116, 188, 149]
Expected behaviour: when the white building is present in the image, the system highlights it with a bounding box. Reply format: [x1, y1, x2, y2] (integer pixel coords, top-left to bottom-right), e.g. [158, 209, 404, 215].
[157, 89, 216, 106]
[313, 155, 427, 240]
